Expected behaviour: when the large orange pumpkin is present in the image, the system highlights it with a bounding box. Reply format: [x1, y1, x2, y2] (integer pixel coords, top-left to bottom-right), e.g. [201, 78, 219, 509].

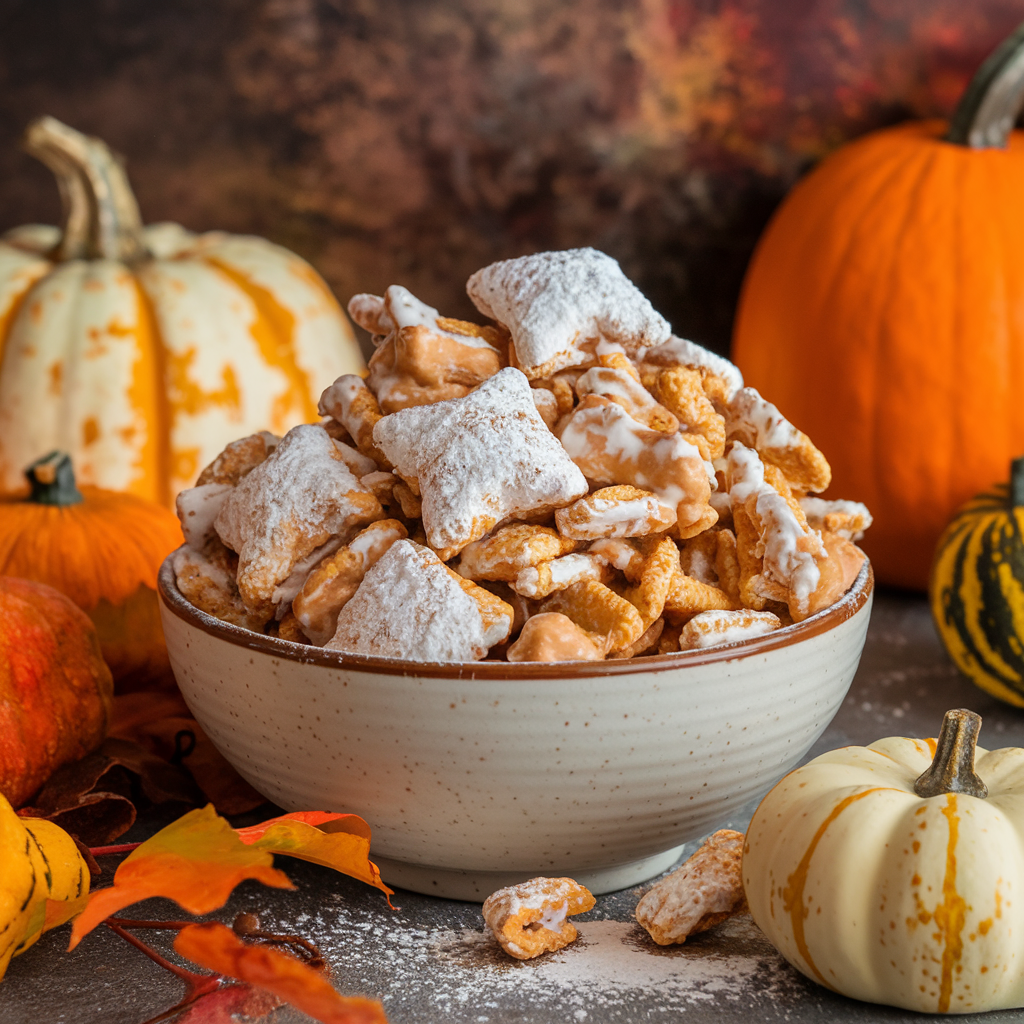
[0, 116, 365, 507]
[0, 451, 183, 688]
[732, 25, 1024, 590]
[0, 575, 113, 808]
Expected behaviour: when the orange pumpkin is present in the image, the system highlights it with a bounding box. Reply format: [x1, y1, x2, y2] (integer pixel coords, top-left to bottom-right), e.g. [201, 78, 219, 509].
[0, 575, 113, 807]
[0, 452, 183, 688]
[731, 26, 1024, 590]
[0, 116, 365, 507]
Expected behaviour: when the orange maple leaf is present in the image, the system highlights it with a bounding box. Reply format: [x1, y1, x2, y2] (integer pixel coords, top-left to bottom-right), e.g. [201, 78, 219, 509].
[235, 811, 394, 903]
[175, 922, 389, 1024]
[70, 805, 293, 948]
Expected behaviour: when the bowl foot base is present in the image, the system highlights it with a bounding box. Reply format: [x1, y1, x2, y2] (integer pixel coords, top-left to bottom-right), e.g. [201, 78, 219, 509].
[374, 846, 686, 902]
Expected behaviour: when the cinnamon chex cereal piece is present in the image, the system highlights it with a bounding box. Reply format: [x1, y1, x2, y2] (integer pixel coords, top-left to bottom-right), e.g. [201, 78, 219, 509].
[196, 431, 279, 486]
[799, 497, 873, 541]
[483, 876, 596, 960]
[623, 535, 681, 627]
[366, 285, 503, 413]
[726, 387, 831, 494]
[457, 524, 577, 582]
[663, 573, 739, 620]
[639, 335, 743, 406]
[292, 519, 408, 645]
[559, 395, 712, 535]
[373, 367, 588, 561]
[650, 367, 726, 460]
[575, 366, 678, 433]
[513, 552, 611, 599]
[215, 424, 383, 619]
[635, 830, 746, 945]
[327, 540, 512, 661]
[678, 609, 781, 650]
[466, 248, 671, 379]
[540, 579, 644, 654]
[555, 485, 676, 541]
[506, 612, 604, 662]
[172, 538, 266, 632]
[176, 482, 233, 550]
[318, 374, 392, 469]
[726, 442, 825, 621]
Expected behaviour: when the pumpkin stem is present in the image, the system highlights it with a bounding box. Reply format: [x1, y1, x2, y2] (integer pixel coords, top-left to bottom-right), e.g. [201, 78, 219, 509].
[914, 709, 988, 799]
[22, 116, 148, 264]
[25, 451, 84, 507]
[1012, 456, 1024, 507]
[947, 21, 1024, 148]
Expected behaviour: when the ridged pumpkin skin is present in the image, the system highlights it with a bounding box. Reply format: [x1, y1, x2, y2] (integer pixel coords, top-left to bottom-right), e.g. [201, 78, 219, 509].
[0, 118, 365, 507]
[930, 482, 1024, 708]
[0, 576, 113, 808]
[0, 455, 184, 687]
[732, 121, 1024, 590]
[743, 733, 1024, 1013]
[0, 223, 363, 505]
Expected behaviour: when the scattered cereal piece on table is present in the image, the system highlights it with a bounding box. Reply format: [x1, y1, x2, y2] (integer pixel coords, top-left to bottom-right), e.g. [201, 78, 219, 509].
[483, 876, 596, 960]
[635, 830, 746, 945]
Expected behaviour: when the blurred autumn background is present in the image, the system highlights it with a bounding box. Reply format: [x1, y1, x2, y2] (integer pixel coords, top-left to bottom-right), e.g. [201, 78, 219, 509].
[0, 0, 1021, 355]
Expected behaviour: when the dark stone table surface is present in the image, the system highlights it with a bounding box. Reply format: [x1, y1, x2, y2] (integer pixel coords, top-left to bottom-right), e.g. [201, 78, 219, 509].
[6, 589, 1024, 1023]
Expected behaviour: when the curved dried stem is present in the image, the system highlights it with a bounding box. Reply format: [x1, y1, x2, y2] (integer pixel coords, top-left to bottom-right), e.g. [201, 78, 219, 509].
[23, 115, 148, 263]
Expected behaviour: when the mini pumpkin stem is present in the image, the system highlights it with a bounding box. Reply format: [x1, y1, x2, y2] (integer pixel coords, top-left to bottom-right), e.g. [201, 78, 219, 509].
[947, 21, 1024, 148]
[1012, 456, 1024, 508]
[25, 451, 84, 507]
[22, 116, 148, 264]
[914, 709, 988, 799]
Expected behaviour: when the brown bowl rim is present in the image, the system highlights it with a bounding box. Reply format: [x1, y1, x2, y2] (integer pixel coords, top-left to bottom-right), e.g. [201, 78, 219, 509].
[157, 550, 873, 679]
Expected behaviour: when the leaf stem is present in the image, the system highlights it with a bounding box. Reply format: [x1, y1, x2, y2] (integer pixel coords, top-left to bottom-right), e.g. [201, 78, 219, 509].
[104, 920, 216, 987]
[90, 842, 142, 857]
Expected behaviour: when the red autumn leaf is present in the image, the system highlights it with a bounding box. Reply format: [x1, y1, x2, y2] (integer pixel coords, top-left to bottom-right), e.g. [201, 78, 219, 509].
[175, 922, 388, 1024]
[70, 805, 293, 948]
[235, 812, 394, 901]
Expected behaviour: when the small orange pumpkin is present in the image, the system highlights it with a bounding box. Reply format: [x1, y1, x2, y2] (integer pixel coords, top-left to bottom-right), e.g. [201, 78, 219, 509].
[732, 25, 1024, 590]
[0, 452, 183, 688]
[0, 575, 113, 807]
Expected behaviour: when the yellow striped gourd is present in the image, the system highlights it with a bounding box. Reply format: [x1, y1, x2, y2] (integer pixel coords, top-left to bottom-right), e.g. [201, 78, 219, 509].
[929, 457, 1024, 707]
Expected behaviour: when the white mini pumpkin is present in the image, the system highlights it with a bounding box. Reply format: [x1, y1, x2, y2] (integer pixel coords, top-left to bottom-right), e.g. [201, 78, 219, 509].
[744, 710, 1024, 1014]
[0, 117, 364, 505]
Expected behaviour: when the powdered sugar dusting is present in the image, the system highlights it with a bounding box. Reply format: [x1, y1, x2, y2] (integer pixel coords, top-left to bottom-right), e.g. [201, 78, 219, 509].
[372, 368, 588, 559]
[328, 539, 498, 661]
[245, 887, 808, 1023]
[466, 249, 671, 378]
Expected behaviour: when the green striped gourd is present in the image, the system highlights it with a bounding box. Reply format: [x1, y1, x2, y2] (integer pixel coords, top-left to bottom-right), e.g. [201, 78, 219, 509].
[930, 457, 1024, 707]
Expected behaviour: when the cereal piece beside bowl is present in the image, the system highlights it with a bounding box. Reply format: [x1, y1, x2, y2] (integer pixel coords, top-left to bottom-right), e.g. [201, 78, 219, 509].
[158, 557, 872, 900]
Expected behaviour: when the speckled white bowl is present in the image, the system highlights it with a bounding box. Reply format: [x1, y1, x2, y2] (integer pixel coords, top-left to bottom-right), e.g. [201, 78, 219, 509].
[157, 557, 873, 900]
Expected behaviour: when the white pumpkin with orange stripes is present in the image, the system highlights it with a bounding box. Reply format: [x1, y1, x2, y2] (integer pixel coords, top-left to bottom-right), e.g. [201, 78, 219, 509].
[0, 117, 364, 505]
[743, 709, 1024, 1014]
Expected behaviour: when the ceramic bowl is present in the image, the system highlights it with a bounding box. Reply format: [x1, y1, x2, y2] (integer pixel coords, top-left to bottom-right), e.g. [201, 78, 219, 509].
[157, 557, 873, 900]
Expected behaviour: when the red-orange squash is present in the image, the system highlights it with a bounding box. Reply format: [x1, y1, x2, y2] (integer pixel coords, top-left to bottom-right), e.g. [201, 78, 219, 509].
[0, 575, 113, 808]
[0, 452, 183, 687]
[732, 26, 1024, 590]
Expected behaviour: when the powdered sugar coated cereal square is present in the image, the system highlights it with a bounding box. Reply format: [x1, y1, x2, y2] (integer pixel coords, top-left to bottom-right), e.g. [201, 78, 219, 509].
[466, 248, 671, 379]
[327, 539, 511, 661]
[372, 367, 588, 560]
